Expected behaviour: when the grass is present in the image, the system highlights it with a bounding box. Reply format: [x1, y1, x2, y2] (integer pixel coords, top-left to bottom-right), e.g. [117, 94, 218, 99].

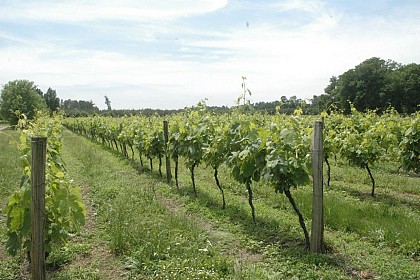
[0, 129, 28, 280]
[0, 128, 419, 279]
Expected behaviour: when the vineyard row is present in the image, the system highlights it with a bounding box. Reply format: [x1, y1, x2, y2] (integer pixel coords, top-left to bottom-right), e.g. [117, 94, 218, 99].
[63, 108, 419, 248]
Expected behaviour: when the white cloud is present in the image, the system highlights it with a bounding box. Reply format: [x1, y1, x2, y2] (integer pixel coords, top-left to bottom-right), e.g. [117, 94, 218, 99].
[1, 0, 419, 109]
[0, 0, 228, 22]
[176, 1, 420, 104]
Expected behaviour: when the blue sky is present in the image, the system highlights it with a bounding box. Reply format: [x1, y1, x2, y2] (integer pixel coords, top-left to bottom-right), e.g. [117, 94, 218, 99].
[1, 0, 419, 110]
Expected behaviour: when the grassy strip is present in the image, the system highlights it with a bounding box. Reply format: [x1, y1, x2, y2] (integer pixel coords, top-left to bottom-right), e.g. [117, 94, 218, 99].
[0, 129, 28, 280]
[0, 129, 20, 201]
[329, 159, 419, 195]
[61, 131, 235, 279]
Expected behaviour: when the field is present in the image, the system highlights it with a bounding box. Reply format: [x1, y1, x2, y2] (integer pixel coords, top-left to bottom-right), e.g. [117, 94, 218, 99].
[0, 119, 419, 279]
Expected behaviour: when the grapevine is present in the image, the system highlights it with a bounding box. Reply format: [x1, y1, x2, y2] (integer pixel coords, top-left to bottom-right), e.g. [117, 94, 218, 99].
[62, 106, 417, 248]
[3, 112, 86, 258]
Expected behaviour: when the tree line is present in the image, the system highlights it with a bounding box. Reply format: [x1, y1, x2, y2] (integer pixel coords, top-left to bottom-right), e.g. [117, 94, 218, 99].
[0, 80, 100, 124]
[1, 57, 418, 124]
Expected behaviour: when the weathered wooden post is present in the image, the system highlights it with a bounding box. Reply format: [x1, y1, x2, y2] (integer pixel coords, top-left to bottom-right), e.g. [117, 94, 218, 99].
[31, 137, 47, 280]
[163, 121, 172, 183]
[311, 121, 324, 253]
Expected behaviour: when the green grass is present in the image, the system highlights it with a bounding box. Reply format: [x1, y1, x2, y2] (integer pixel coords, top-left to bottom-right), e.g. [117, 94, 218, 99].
[242, 180, 419, 256]
[0, 129, 20, 201]
[1, 129, 419, 279]
[0, 129, 26, 280]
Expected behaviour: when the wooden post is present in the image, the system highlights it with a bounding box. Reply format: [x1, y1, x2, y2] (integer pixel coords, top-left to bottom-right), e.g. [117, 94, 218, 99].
[31, 137, 47, 280]
[310, 121, 324, 253]
[163, 121, 172, 183]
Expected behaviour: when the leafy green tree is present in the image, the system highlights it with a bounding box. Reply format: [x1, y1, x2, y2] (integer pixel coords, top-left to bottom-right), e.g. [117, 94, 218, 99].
[0, 80, 47, 124]
[380, 65, 419, 114]
[324, 57, 420, 114]
[399, 64, 420, 113]
[61, 99, 100, 117]
[44, 87, 60, 112]
[311, 94, 334, 114]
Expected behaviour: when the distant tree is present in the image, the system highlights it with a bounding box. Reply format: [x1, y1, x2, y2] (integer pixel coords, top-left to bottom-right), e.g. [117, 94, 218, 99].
[324, 57, 419, 113]
[311, 94, 333, 113]
[252, 101, 280, 114]
[104, 95, 112, 110]
[44, 87, 60, 112]
[399, 63, 420, 113]
[35, 87, 44, 97]
[324, 76, 338, 98]
[326, 58, 392, 113]
[280, 96, 288, 103]
[0, 80, 47, 125]
[61, 99, 99, 117]
[252, 97, 313, 115]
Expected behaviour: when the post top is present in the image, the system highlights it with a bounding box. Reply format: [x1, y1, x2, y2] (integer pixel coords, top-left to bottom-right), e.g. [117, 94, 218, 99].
[31, 137, 47, 141]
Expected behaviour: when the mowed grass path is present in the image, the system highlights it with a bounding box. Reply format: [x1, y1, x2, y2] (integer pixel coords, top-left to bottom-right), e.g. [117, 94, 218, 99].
[1, 128, 419, 279]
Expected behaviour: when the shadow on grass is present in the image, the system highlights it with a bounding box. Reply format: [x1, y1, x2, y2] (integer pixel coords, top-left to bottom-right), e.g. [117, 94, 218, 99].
[387, 168, 420, 178]
[169, 184, 348, 270]
[332, 184, 420, 210]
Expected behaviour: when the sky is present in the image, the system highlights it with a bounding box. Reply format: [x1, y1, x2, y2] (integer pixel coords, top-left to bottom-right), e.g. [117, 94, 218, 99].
[0, 0, 419, 110]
